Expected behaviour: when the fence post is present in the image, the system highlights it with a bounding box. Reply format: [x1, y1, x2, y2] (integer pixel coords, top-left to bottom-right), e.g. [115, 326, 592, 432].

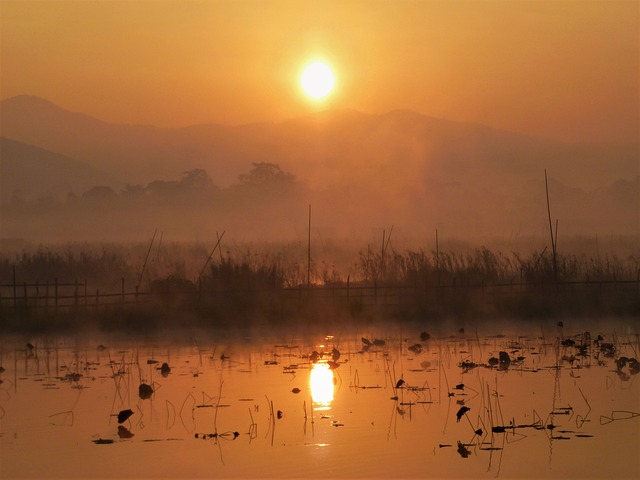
[23, 282, 27, 311]
[45, 280, 49, 313]
[75, 279, 79, 309]
[122, 277, 125, 305]
[95, 289, 99, 311]
[55, 278, 59, 314]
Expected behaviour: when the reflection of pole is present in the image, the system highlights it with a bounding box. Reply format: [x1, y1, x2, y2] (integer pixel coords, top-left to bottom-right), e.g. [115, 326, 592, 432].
[307, 205, 311, 289]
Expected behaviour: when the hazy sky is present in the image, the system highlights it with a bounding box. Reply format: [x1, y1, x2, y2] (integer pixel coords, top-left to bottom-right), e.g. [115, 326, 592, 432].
[1, 0, 638, 143]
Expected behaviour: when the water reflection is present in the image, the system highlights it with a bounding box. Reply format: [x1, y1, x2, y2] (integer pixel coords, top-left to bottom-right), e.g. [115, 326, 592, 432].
[310, 362, 334, 409]
[1, 325, 639, 479]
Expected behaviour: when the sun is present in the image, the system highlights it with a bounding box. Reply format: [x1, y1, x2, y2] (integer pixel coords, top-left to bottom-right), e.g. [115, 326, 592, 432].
[300, 61, 335, 100]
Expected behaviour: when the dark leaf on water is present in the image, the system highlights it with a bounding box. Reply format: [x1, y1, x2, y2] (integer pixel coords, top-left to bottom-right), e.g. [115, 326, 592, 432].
[457, 441, 471, 458]
[332, 347, 341, 362]
[361, 337, 372, 346]
[117, 426, 134, 438]
[327, 361, 340, 370]
[92, 438, 114, 444]
[139, 383, 154, 399]
[117, 409, 134, 423]
[456, 406, 470, 422]
[498, 351, 511, 368]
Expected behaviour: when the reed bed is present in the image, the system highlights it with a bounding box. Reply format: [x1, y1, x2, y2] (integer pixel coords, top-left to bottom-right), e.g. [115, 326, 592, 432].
[1, 239, 638, 333]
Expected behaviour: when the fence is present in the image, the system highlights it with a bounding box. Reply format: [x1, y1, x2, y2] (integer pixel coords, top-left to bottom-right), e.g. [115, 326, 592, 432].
[1, 275, 638, 315]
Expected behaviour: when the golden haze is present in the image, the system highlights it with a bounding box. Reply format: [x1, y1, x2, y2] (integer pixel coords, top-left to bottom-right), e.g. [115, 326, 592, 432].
[0, 0, 638, 143]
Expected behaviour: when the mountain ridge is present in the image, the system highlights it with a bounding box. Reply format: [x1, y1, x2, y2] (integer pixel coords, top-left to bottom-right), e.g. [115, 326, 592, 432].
[1, 95, 637, 239]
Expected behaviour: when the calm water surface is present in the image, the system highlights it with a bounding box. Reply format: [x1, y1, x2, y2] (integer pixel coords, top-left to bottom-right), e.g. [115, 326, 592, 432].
[1, 322, 638, 479]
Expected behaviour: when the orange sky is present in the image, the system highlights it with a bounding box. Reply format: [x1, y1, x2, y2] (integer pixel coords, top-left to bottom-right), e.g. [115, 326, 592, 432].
[1, 0, 638, 143]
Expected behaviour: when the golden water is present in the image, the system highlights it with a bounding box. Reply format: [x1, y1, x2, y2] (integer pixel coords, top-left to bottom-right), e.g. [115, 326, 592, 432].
[0, 324, 638, 478]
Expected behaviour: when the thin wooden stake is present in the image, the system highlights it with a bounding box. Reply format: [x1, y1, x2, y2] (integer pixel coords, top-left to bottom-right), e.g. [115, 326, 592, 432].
[307, 205, 312, 288]
[197, 230, 226, 284]
[544, 170, 558, 281]
[137, 229, 157, 290]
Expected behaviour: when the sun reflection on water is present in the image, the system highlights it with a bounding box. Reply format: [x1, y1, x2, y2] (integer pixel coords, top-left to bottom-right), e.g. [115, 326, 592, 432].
[310, 362, 334, 409]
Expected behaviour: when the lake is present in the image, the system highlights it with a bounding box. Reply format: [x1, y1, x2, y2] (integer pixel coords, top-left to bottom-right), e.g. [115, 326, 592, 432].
[1, 319, 638, 478]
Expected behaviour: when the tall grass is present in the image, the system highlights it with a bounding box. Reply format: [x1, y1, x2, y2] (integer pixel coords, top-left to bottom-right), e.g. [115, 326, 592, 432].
[1, 238, 638, 332]
[358, 245, 640, 285]
[2, 239, 638, 289]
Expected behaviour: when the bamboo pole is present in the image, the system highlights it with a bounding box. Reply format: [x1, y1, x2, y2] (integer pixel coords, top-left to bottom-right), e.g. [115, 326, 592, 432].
[544, 169, 558, 281]
[197, 230, 226, 284]
[137, 229, 158, 291]
[307, 204, 311, 289]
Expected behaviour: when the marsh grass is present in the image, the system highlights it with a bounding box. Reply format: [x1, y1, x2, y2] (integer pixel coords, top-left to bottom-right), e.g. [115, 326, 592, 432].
[1, 239, 638, 333]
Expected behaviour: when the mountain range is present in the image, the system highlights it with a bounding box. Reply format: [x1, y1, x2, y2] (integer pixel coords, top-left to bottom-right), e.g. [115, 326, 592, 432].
[1, 94, 638, 240]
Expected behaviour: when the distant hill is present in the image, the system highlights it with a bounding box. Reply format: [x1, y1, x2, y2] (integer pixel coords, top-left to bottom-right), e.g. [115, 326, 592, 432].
[0, 136, 118, 203]
[1, 95, 636, 190]
[1, 94, 637, 238]
[0, 95, 240, 185]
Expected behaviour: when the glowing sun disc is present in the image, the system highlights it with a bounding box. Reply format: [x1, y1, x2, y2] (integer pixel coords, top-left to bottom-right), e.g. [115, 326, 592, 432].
[301, 61, 335, 99]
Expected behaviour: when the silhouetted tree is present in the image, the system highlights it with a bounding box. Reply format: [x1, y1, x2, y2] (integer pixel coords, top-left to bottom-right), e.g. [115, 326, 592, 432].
[180, 168, 214, 190]
[121, 184, 146, 199]
[82, 185, 117, 200]
[237, 162, 296, 194]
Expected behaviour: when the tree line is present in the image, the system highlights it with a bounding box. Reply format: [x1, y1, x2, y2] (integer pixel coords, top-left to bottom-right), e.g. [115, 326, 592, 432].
[5, 162, 300, 213]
